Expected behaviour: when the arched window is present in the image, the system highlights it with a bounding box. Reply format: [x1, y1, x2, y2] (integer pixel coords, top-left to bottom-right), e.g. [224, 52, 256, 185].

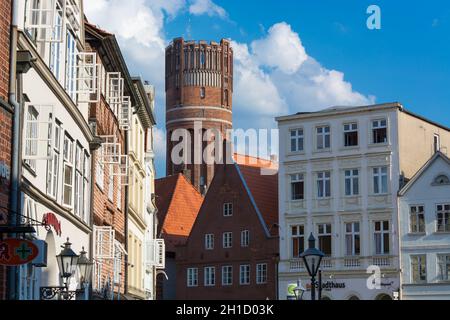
[348, 295, 360, 300]
[224, 89, 229, 107]
[200, 87, 205, 99]
[434, 174, 450, 185]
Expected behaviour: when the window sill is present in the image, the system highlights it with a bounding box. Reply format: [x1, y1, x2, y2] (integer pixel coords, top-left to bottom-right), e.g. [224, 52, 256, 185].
[368, 142, 390, 148]
[340, 145, 360, 151]
[287, 151, 305, 156]
[313, 148, 332, 154]
[433, 231, 450, 235]
[407, 232, 426, 236]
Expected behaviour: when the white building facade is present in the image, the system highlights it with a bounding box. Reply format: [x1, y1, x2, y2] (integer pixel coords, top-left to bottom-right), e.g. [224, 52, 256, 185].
[398, 152, 450, 300]
[277, 104, 405, 300]
[15, 0, 96, 299]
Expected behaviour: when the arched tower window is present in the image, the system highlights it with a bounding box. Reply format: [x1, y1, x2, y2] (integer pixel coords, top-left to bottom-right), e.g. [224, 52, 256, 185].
[200, 50, 205, 68]
[200, 87, 205, 99]
[224, 89, 229, 107]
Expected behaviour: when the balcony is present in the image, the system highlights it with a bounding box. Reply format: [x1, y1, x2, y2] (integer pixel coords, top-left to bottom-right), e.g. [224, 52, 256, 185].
[287, 255, 395, 272]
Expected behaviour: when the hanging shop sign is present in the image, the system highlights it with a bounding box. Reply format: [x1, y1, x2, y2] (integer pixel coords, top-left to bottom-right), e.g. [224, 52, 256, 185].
[0, 238, 39, 266]
[42, 212, 62, 236]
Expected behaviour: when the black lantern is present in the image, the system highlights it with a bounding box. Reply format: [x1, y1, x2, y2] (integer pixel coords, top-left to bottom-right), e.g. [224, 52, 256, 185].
[77, 247, 93, 284]
[300, 233, 324, 300]
[293, 280, 306, 301]
[56, 238, 79, 281]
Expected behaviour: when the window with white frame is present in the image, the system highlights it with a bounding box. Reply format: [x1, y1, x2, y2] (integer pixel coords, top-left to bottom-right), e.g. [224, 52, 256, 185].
[239, 264, 250, 285]
[345, 222, 360, 256]
[241, 230, 249, 247]
[62, 134, 74, 207]
[108, 164, 114, 202]
[223, 203, 233, 216]
[256, 263, 267, 284]
[223, 232, 232, 249]
[437, 255, 450, 282]
[372, 119, 387, 144]
[46, 118, 61, 198]
[222, 266, 233, 286]
[317, 171, 331, 198]
[113, 242, 122, 284]
[290, 174, 304, 200]
[49, 1, 63, 83]
[95, 157, 104, 190]
[187, 268, 198, 287]
[204, 267, 215, 286]
[410, 205, 425, 233]
[74, 142, 83, 218]
[83, 152, 90, 223]
[318, 224, 332, 256]
[434, 134, 440, 153]
[436, 204, 450, 232]
[290, 129, 304, 152]
[291, 225, 304, 258]
[373, 167, 388, 194]
[316, 126, 330, 150]
[65, 30, 78, 102]
[344, 123, 358, 147]
[374, 221, 390, 255]
[411, 255, 427, 284]
[344, 169, 359, 196]
[24, 105, 39, 171]
[205, 234, 214, 250]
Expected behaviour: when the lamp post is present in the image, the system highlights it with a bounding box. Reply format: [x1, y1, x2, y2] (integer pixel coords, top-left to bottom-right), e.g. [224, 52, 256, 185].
[77, 247, 93, 300]
[300, 233, 324, 301]
[293, 280, 306, 301]
[40, 238, 92, 300]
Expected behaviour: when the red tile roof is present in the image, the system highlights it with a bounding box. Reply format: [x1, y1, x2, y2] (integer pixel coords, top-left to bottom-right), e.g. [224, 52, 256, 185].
[234, 154, 279, 236]
[155, 174, 204, 251]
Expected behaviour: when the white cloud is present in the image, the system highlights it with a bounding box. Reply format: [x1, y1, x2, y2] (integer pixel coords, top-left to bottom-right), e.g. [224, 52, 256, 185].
[251, 22, 307, 74]
[231, 21, 375, 124]
[189, 0, 227, 18]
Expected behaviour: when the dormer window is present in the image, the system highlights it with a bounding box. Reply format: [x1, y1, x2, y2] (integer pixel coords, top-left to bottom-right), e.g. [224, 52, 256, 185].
[434, 175, 450, 185]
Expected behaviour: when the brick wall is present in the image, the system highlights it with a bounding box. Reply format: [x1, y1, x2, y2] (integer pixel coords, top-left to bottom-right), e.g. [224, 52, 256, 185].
[175, 163, 279, 300]
[0, 0, 12, 301]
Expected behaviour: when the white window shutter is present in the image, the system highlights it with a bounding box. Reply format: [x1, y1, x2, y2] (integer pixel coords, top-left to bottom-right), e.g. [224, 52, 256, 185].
[106, 72, 124, 116]
[25, 0, 65, 43]
[111, 155, 129, 187]
[98, 135, 121, 165]
[23, 105, 55, 160]
[94, 226, 115, 259]
[118, 96, 131, 130]
[75, 52, 100, 102]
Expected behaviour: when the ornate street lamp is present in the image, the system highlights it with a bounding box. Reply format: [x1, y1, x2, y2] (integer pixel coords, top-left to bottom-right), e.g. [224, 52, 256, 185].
[77, 247, 93, 285]
[300, 233, 324, 301]
[40, 238, 90, 300]
[293, 280, 306, 301]
[56, 238, 79, 281]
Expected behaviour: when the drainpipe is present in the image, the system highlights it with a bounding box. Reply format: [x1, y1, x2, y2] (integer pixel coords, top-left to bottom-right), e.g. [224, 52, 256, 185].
[8, 0, 20, 301]
[123, 127, 129, 297]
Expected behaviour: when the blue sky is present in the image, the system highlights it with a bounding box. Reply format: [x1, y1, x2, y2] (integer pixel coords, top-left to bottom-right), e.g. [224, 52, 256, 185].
[85, 0, 450, 178]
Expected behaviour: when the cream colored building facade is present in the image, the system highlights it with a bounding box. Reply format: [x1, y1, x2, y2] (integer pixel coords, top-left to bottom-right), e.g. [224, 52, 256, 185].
[276, 103, 450, 300]
[126, 79, 164, 300]
[14, 0, 94, 299]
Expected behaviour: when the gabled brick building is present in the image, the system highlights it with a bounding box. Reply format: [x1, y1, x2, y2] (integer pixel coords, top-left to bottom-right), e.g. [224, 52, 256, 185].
[85, 22, 136, 299]
[175, 155, 279, 300]
[155, 173, 203, 299]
